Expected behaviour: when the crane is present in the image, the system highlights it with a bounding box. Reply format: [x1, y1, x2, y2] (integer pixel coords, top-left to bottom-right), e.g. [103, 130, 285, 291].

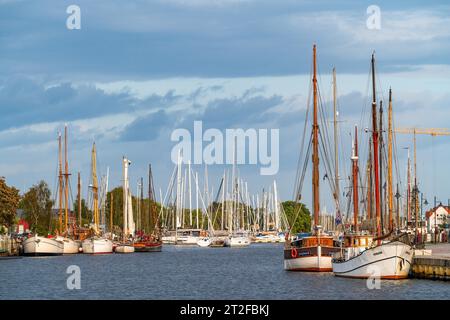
[394, 127, 450, 238]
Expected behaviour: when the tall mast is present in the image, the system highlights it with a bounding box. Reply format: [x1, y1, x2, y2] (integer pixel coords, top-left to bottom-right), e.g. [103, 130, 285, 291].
[64, 125, 70, 233]
[77, 172, 81, 228]
[148, 164, 157, 234]
[387, 89, 394, 231]
[379, 101, 384, 232]
[188, 160, 192, 227]
[407, 148, 411, 224]
[352, 125, 359, 233]
[91, 143, 99, 233]
[140, 177, 144, 233]
[312, 44, 320, 227]
[110, 191, 113, 237]
[122, 157, 129, 239]
[58, 132, 63, 234]
[333, 67, 340, 224]
[367, 137, 372, 223]
[371, 52, 381, 240]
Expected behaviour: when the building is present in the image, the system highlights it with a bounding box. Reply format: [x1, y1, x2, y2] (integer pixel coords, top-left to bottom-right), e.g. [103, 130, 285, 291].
[425, 204, 449, 234]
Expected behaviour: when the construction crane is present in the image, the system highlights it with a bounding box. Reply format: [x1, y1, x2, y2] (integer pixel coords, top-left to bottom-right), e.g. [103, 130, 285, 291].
[394, 127, 450, 238]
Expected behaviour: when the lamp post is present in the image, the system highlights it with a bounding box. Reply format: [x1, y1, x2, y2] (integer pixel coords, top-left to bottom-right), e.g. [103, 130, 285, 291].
[419, 192, 428, 244]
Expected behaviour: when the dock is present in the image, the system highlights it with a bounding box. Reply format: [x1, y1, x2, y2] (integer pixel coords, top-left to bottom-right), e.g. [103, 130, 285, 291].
[411, 243, 450, 281]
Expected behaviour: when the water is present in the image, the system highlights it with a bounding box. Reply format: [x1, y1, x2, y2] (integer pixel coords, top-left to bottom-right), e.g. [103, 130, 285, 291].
[1, 244, 449, 299]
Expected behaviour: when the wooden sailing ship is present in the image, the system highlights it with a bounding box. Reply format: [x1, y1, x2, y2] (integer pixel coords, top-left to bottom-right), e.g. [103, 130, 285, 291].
[284, 45, 340, 271]
[331, 53, 413, 279]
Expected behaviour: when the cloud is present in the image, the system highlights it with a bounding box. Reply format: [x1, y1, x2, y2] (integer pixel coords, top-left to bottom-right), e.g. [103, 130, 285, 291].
[120, 109, 170, 141]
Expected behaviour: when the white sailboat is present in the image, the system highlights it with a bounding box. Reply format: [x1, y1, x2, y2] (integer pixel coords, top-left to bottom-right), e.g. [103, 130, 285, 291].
[115, 157, 135, 253]
[332, 55, 413, 279]
[22, 236, 64, 256]
[82, 143, 113, 254]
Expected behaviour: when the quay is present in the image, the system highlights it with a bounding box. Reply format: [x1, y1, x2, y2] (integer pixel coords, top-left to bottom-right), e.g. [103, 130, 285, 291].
[411, 243, 450, 281]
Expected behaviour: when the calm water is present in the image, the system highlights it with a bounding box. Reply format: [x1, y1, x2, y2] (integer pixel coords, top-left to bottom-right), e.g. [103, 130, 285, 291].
[1, 244, 449, 299]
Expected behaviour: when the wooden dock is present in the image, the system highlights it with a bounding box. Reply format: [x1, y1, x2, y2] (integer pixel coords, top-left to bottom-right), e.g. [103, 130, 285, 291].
[411, 243, 450, 281]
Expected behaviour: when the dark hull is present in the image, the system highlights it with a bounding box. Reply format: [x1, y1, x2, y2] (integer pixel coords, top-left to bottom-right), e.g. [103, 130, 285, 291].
[22, 252, 63, 257]
[133, 242, 162, 252]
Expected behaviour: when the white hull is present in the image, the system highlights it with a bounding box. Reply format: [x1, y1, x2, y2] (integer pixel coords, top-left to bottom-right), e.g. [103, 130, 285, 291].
[56, 236, 80, 254]
[82, 238, 113, 254]
[197, 237, 211, 247]
[229, 236, 251, 247]
[23, 236, 64, 256]
[284, 246, 332, 271]
[115, 245, 135, 253]
[332, 241, 413, 279]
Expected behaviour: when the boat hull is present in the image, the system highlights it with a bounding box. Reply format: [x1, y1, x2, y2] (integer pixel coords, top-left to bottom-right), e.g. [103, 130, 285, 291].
[134, 241, 162, 252]
[332, 241, 413, 279]
[229, 236, 251, 247]
[22, 236, 64, 256]
[284, 245, 338, 271]
[197, 238, 211, 247]
[56, 236, 80, 254]
[81, 238, 113, 254]
[115, 245, 135, 253]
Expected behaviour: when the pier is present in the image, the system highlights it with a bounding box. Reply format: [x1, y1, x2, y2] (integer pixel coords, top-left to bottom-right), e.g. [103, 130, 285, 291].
[411, 243, 450, 281]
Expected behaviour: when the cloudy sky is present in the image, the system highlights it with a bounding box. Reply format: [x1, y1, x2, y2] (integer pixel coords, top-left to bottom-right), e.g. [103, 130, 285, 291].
[1, 0, 450, 215]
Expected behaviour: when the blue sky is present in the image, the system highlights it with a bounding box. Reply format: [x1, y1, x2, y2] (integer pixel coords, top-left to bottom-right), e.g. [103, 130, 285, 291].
[1, 0, 450, 215]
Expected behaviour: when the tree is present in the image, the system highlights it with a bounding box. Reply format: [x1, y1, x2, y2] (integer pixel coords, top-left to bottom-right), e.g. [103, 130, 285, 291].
[20, 181, 53, 235]
[73, 198, 91, 227]
[0, 178, 20, 230]
[282, 201, 311, 234]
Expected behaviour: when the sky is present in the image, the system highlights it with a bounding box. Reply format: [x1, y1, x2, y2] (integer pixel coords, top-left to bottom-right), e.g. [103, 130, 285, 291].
[1, 0, 450, 215]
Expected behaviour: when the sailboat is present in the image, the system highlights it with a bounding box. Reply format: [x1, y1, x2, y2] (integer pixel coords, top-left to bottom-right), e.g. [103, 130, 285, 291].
[81, 143, 113, 254]
[133, 164, 162, 252]
[115, 157, 135, 253]
[55, 126, 80, 254]
[284, 45, 340, 271]
[331, 53, 413, 279]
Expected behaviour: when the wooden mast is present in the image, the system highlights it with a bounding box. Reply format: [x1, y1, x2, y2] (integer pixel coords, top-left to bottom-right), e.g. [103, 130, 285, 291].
[388, 88, 394, 231]
[77, 172, 81, 228]
[352, 125, 359, 233]
[379, 101, 384, 232]
[333, 67, 340, 225]
[367, 137, 373, 224]
[64, 125, 70, 233]
[91, 143, 99, 233]
[407, 148, 411, 224]
[312, 44, 320, 228]
[58, 132, 63, 234]
[110, 191, 113, 238]
[371, 52, 381, 241]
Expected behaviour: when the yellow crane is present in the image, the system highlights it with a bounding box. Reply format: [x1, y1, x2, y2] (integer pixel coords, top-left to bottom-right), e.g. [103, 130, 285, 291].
[394, 127, 450, 235]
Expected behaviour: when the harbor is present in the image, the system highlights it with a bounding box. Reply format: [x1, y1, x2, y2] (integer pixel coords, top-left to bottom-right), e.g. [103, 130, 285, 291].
[1, 0, 450, 303]
[1, 244, 450, 300]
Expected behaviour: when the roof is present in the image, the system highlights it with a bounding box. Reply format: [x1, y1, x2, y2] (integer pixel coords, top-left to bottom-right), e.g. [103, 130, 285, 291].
[425, 204, 450, 219]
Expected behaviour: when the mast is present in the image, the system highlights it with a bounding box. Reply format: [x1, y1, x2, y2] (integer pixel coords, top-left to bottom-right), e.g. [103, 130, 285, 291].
[91, 143, 99, 234]
[64, 125, 70, 233]
[352, 125, 359, 233]
[122, 157, 130, 240]
[367, 137, 373, 223]
[58, 132, 63, 234]
[140, 177, 144, 233]
[148, 164, 157, 234]
[371, 52, 381, 240]
[196, 171, 199, 229]
[407, 148, 411, 224]
[312, 44, 320, 228]
[333, 67, 340, 225]
[77, 172, 81, 228]
[110, 191, 113, 238]
[188, 160, 192, 227]
[388, 89, 394, 231]
[379, 100, 384, 232]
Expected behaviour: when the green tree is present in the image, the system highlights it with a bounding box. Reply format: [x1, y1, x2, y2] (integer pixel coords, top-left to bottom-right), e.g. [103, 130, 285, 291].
[20, 181, 53, 235]
[0, 177, 20, 230]
[282, 201, 311, 234]
[73, 198, 91, 227]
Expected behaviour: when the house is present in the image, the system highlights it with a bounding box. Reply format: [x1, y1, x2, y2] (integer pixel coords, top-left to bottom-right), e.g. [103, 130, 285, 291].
[425, 204, 450, 233]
